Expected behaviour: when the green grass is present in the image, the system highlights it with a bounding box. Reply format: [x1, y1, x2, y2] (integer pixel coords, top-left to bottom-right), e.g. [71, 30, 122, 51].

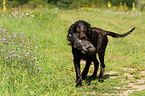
[0, 9, 145, 95]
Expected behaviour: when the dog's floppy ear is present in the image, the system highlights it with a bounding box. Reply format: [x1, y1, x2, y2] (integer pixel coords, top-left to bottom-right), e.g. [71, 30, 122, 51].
[85, 22, 92, 39]
[67, 23, 76, 41]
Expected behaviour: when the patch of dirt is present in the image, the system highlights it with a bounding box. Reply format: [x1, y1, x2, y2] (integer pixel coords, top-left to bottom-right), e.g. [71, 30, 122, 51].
[86, 91, 97, 95]
[122, 67, 136, 71]
[106, 71, 118, 75]
[105, 71, 118, 79]
[123, 73, 133, 78]
[103, 68, 145, 96]
[141, 71, 145, 75]
[114, 78, 145, 96]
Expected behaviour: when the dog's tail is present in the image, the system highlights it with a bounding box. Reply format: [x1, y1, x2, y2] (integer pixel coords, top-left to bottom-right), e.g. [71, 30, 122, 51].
[106, 27, 135, 38]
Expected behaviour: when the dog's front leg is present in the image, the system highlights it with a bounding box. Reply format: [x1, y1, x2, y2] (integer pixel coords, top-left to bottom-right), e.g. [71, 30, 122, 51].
[82, 60, 91, 80]
[73, 58, 82, 87]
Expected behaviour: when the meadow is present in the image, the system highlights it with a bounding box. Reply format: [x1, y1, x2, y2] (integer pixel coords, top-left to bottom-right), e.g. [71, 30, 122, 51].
[0, 8, 145, 95]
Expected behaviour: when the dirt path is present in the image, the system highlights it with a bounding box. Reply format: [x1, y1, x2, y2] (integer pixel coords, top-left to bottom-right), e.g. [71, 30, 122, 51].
[104, 67, 145, 96]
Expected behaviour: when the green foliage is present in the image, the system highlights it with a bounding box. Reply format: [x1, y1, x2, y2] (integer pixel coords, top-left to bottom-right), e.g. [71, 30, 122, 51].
[110, 0, 136, 8]
[3, 0, 138, 9]
[137, 0, 145, 11]
[27, 0, 48, 8]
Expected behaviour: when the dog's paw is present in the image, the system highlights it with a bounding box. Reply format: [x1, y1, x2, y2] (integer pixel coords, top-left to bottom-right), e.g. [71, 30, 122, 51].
[76, 78, 82, 87]
[90, 74, 96, 79]
[98, 76, 104, 82]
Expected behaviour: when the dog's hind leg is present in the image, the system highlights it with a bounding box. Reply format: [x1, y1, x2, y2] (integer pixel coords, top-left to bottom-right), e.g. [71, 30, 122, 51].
[90, 56, 99, 78]
[98, 51, 106, 82]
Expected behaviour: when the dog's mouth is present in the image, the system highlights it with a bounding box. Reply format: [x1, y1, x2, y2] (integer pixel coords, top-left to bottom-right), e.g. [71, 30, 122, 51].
[79, 34, 87, 40]
[72, 33, 96, 55]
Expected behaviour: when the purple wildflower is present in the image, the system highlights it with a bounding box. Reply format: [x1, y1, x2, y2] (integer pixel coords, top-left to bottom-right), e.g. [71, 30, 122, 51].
[1, 50, 5, 52]
[26, 52, 29, 54]
[3, 38, 6, 40]
[8, 56, 11, 58]
[20, 59, 22, 61]
[8, 36, 11, 38]
[26, 13, 29, 15]
[0, 39, 2, 41]
[31, 15, 34, 17]
[36, 61, 39, 63]
[3, 29, 6, 32]
[11, 50, 15, 53]
[6, 41, 8, 43]
[35, 46, 38, 48]
[34, 57, 37, 59]
[14, 35, 16, 38]
[38, 67, 41, 70]
[12, 54, 16, 57]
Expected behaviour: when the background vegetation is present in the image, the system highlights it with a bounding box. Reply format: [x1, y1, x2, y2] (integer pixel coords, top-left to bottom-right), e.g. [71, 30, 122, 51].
[1, 0, 145, 10]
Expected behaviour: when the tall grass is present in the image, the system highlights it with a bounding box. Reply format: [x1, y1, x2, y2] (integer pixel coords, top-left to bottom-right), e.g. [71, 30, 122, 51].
[0, 8, 145, 95]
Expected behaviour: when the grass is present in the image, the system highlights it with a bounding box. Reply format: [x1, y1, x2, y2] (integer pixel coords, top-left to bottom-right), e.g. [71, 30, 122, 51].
[0, 8, 145, 95]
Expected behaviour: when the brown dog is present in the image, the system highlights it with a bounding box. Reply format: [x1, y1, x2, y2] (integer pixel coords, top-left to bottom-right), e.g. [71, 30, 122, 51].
[67, 20, 135, 86]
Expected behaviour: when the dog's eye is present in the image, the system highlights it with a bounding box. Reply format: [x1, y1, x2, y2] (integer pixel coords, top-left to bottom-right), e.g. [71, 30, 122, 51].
[84, 26, 87, 30]
[77, 26, 80, 28]
[76, 26, 80, 31]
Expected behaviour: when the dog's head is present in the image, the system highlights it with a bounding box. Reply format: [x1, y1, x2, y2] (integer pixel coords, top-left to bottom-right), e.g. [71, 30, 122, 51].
[67, 20, 92, 41]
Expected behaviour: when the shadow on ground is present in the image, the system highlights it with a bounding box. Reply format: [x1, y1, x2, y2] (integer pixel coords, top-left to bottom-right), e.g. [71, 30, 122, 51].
[85, 74, 119, 86]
